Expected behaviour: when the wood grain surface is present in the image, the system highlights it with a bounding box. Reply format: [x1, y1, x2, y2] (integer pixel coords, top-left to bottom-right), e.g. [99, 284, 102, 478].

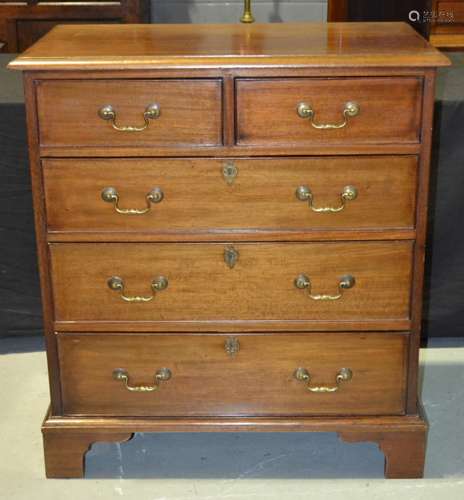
[8, 23, 449, 70]
[236, 77, 423, 147]
[36, 79, 223, 149]
[43, 156, 417, 234]
[43, 429, 133, 478]
[340, 427, 426, 478]
[49, 241, 413, 324]
[57, 332, 408, 417]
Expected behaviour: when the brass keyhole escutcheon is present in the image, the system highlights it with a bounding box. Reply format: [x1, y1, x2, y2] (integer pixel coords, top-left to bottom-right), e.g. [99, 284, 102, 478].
[224, 246, 239, 269]
[222, 162, 238, 185]
[225, 337, 240, 357]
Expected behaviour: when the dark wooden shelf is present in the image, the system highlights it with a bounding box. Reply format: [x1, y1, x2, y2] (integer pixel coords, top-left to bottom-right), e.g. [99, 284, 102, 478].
[0, 0, 150, 53]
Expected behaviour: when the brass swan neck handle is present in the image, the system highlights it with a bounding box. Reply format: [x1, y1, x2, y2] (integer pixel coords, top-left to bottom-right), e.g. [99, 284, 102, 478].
[297, 101, 360, 130]
[98, 103, 160, 132]
[107, 276, 168, 303]
[101, 186, 164, 215]
[294, 367, 353, 393]
[113, 368, 172, 392]
[296, 185, 358, 213]
[294, 274, 355, 301]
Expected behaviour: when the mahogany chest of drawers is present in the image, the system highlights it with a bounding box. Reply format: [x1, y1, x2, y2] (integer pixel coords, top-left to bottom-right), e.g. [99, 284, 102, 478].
[9, 22, 449, 479]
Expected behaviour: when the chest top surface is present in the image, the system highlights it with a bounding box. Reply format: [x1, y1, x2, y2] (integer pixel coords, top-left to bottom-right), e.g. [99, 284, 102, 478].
[9, 22, 449, 71]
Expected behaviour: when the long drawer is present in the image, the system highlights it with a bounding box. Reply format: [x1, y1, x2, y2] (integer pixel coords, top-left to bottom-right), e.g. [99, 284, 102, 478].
[50, 242, 413, 324]
[36, 79, 223, 149]
[57, 332, 408, 416]
[236, 77, 422, 147]
[43, 156, 417, 234]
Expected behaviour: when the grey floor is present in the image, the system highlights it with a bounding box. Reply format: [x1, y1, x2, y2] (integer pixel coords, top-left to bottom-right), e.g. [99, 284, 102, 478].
[1, 336, 464, 499]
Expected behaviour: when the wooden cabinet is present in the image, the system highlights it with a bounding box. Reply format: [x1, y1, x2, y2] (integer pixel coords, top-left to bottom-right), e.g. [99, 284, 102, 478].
[0, 0, 150, 53]
[9, 22, 449, 479]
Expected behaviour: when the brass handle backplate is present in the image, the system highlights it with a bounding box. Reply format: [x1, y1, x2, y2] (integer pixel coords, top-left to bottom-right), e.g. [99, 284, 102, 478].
[101, 186, 164, 215]
[107, 276, 168, 303]
[297, 101, 360, 130]
[294, 274, 355, 301]
[113, 367, 171, 392]
[296, 185, 358, 213]
[98, 103, 160, 132]
[294, 367, 353, 392]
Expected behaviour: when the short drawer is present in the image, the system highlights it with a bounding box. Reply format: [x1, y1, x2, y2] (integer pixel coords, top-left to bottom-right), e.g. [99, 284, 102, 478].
[50, 242, 413, 325]
[36, 79, 222, 149]
[236, 77, 422, 147]
[58, 332, 408, 416]
[43, 156, 417, 234]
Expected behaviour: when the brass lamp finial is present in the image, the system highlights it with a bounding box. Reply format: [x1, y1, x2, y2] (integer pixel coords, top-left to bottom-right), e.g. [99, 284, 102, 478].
[241, 0, 255, 23]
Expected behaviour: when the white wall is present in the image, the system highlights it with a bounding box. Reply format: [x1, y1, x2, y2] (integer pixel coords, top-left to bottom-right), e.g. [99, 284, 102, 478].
[151, 0, 328, 24]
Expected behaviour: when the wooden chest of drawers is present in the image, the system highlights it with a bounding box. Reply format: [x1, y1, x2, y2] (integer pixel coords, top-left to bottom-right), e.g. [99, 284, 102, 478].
[9, 22, 449, 479]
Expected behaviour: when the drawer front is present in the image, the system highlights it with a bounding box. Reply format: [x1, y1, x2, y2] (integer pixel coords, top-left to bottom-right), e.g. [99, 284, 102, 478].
[36, 79, 222, 149]
[236, 78, 422, 147]
[50, 242, 412, 324]
[58, 332, 408, 416]
[43, 156, 417, 233]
